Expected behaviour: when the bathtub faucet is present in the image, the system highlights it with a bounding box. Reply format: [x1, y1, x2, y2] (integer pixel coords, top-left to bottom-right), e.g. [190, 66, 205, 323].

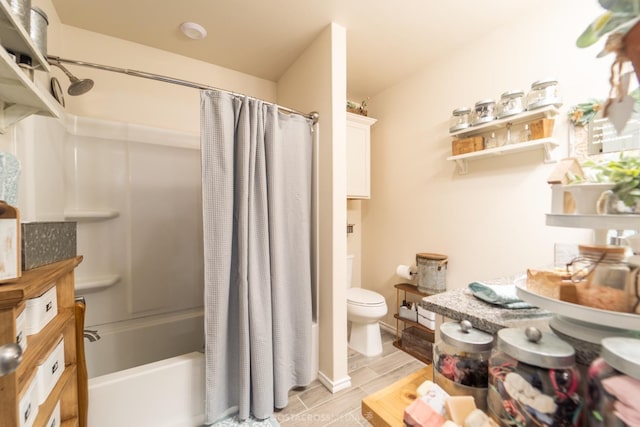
[84, 329, 101, 342]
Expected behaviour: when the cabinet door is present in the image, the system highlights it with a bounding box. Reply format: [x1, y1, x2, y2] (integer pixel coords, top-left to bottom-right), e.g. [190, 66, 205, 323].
[346, 122, 370, 198]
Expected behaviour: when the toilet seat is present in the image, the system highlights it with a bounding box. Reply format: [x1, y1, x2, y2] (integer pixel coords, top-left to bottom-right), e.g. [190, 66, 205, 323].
[346, 288, 385, 307]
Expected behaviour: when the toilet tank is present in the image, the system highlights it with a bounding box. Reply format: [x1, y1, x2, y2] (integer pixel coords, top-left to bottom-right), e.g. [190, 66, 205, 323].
[347, 254, 354, 288]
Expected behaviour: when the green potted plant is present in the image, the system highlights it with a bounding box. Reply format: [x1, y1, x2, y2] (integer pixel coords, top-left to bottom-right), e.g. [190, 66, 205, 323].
[570, 154, 640, 212]
[577, 0, 640, 83]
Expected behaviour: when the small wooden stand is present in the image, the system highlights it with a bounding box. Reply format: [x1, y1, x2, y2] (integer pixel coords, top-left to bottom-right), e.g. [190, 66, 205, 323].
[393, 283, 435, 364]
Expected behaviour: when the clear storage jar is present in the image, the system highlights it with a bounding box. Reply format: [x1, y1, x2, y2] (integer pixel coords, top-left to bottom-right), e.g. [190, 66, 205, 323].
[497, 90, 525, 119]
[472, 99, 496, 125]
[434, 320, 493, 410]
[567, 244, 636, 313]
[587, 337, 640, 427]
[449, 107, 471, 133]
[526, 78, 562, 110]
[488, 327, 583, 427]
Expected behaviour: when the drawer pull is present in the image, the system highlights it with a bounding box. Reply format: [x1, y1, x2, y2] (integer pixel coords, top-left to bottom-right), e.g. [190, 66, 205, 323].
[51, 360, 59, 375]
[24, 403, 31, 422]
[46, 301, 53, 312]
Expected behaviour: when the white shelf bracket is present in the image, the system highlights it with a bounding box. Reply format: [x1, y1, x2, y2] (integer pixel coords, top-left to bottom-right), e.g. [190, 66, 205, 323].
[542, 141, 558, 163]
[455, 159, 468, 174]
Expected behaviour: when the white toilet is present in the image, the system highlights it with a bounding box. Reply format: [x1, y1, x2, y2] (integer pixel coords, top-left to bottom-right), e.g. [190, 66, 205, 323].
[346, 254, 388, 357]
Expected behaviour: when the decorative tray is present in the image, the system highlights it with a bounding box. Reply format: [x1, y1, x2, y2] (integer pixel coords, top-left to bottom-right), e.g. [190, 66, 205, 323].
[515, 278, 640, 331]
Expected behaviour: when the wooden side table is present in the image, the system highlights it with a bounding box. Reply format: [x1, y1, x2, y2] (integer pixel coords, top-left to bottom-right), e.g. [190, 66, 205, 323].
[361, 366, 433, 427]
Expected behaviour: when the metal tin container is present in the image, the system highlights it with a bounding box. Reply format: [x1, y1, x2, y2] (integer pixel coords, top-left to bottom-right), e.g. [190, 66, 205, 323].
[526, 78, 562, 110]
[434, 320, 493, 409]
[587, 337, 640, 427]
[497, 90, 525, 119]
[488, 327, 583, 426]
[9, 0, 31, 33]
[29, 7, 48, 57]
[449, 107, 471, 133]
[472, 99, 496, 125]
[416, 253, 448, 294]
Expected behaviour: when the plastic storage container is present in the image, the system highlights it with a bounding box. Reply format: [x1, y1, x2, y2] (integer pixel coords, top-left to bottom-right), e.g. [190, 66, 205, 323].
[472, 99, 496, 125]
[526, 78, 562, 110]
[434, 320, 493, 409]
[497, 90, 525, 119]
[587, 337, 640, 427]
[488, 327, 583, 426]
[449, 107, 472, 133]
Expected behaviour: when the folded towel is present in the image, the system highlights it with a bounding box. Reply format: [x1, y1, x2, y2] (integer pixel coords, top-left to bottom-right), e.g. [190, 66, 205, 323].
[468, 282, 535, 309]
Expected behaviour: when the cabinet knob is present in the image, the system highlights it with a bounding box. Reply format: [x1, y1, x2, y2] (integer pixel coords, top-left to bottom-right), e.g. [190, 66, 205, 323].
[0, 343, 22, 376]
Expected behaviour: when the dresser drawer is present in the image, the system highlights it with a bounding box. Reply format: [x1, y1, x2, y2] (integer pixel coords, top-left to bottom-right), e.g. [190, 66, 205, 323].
[18, 372, 39, 427]
[36, 337, 65, 404]
[16, 302, 27, 352]
[44, 400, 61, 427]
[25, 284, 58, 336]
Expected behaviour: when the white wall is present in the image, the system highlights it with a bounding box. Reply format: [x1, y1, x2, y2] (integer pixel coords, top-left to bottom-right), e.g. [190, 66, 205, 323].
[361, 1, 612, 328]
[278, 23, 350, 392]
[34, 0, 276, 135]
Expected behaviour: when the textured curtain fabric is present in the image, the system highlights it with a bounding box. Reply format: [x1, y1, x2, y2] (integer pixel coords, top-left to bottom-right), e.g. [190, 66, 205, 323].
[200, 90, 314, 423]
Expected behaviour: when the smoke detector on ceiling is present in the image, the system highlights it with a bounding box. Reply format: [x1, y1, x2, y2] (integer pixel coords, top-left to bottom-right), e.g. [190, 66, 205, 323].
[180, 22, 207, 40]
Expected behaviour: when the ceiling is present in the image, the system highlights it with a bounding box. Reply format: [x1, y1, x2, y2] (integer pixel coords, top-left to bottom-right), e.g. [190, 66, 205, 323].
[50, 0, 543, 97]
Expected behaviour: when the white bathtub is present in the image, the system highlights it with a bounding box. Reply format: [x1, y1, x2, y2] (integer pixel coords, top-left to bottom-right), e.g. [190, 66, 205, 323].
[88, 323, 318, 427]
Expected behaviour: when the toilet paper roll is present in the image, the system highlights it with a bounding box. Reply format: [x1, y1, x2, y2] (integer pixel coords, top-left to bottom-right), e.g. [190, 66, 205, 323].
[396, 264, 414, 280]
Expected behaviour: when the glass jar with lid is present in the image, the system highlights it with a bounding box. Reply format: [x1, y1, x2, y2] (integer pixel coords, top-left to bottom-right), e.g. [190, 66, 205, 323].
[472, 99, 496, 125]
[526, 78, 562, 110]
[434, 319, 493, 409]
[567, 244, 636, 313]
[497, 90, 525, 119]
[587, 337, 640, 427]
[488, 327, 583, 426]
[449, 107, 471, 133]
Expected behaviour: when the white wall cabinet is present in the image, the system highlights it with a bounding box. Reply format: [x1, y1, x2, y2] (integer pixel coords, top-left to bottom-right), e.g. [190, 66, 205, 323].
[347, 112, 377, 199]
[0, 1, 60, 132]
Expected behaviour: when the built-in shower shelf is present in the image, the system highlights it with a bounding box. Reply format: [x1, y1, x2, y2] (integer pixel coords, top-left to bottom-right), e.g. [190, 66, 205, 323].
[0, 0, 60, 132]
[64, 210, 120, 221]
[75, 274, 121, 293]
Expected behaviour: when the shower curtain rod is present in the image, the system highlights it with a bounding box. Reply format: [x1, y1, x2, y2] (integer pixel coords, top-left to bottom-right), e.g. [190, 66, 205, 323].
[47, 55, 319, 125]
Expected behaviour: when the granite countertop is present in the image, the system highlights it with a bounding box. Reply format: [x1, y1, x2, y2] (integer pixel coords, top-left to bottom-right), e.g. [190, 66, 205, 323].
[421, 287, 605, 365]
[421, 288, 552, 334]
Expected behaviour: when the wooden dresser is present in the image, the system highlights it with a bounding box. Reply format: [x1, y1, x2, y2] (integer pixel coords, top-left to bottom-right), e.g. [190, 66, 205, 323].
[0, 256, 84, 427]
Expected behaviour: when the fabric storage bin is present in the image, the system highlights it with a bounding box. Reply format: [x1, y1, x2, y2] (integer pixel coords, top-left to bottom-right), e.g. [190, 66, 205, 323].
[18, 371, 39, 427]
[44, 400, 60, 427]
[16, 302, 27, 352]
[36, 336, 65, 404]
[25, 284, 57, 335]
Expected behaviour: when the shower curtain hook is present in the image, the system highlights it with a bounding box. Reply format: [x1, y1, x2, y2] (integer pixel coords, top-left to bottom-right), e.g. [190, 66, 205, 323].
[309, 111, 319, 126]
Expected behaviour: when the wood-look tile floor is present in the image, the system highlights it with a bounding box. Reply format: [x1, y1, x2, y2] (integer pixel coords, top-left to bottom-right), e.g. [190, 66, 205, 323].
[275, 329, 426, 426]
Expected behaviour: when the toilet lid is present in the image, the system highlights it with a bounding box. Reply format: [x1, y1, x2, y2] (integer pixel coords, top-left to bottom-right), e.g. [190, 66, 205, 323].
[347, 288, 386, 306]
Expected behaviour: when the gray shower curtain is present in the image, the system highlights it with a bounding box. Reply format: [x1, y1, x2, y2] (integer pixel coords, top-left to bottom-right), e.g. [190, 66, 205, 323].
[200, 90, 314, 423]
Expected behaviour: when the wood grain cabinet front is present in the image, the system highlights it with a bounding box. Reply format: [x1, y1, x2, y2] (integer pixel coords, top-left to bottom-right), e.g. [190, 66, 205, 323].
[0, 257, 84, 427]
